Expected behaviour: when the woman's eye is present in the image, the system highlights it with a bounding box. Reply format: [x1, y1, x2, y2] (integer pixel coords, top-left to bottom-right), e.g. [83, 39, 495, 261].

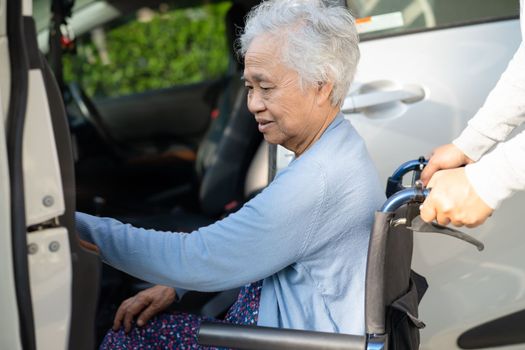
[260, 86, 273, 91]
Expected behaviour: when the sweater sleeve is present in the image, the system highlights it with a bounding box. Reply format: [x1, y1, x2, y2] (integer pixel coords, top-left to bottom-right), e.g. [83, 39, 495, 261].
[453, 41, 525, 161]
[75, 160, 326, 292]
[464, 129, 525, 209]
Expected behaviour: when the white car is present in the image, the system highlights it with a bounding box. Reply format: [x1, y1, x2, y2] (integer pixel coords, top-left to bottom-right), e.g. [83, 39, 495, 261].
[1, 0, 523, 349]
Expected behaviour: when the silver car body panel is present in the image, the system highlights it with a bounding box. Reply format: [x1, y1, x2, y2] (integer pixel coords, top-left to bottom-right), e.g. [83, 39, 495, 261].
[276, 18, 523, 350]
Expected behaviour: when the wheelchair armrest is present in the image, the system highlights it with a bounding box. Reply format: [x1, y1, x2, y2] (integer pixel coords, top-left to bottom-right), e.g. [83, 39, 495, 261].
[197, 322, 366, 350]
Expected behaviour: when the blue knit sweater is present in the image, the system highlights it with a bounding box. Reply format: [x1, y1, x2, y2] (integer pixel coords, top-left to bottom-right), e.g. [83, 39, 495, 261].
[76, 113, 385, 335]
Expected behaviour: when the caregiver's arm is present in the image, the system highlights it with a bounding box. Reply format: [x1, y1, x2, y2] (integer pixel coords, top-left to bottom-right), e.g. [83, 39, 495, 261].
[454, 42, 525, 161]
[422, 42, 525, 184]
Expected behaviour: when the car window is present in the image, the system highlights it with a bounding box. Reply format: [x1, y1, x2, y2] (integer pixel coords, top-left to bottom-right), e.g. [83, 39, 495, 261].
[347, 0, 519, 40]
[34, 0, 52, 31]
[63, 1, 232, 98]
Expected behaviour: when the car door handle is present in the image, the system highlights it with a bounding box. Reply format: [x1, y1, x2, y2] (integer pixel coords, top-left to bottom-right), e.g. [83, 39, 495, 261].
[342, 84, 425, 113]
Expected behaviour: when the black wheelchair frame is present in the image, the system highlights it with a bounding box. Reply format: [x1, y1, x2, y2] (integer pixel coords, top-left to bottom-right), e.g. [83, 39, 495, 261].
[197, 159, 484, 350]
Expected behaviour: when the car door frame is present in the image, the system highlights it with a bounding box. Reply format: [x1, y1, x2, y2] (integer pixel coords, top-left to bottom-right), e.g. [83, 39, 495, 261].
[3, 0, 101, 348]
[5, 0, 36, 348]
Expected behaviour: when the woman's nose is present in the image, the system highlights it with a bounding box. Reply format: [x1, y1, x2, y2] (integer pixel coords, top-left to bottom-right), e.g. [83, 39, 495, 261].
[247, 90, 265, 114]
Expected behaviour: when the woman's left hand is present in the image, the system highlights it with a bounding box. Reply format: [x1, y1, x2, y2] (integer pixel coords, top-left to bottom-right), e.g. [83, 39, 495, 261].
[78, 238, 99, 253]
[113, 285, 177, 333]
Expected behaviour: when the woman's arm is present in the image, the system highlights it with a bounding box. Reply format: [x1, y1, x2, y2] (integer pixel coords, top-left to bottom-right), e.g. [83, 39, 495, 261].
[76, 160, 326, 292]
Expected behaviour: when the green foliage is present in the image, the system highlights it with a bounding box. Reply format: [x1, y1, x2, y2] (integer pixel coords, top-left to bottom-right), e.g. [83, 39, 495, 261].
[64, 1, 231, 98]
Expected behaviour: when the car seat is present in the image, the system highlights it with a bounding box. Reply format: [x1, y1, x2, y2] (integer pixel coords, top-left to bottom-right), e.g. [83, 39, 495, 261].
[114, 2, 262, 231]
[68, 2, 260, 227]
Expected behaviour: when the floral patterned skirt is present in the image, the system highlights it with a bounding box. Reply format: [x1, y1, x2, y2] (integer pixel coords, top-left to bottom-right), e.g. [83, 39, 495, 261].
[100, 280, 263, 349]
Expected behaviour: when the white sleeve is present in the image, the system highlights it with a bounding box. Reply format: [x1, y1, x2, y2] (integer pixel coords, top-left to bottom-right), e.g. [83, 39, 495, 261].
[465, 129, 525, 209]
[453, 40, 525, 161]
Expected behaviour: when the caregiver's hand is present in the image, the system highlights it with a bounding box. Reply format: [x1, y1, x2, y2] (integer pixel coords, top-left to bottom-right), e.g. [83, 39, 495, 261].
[420, 167, 493, 227]
[421, 143, 474, 185]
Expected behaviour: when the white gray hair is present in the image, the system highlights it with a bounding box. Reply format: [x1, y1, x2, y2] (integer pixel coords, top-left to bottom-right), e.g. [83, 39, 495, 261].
[238, 0, 360, 106]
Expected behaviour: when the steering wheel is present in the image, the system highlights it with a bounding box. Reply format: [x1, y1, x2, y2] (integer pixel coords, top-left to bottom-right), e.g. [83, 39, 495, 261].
[66, 82, 125, 157]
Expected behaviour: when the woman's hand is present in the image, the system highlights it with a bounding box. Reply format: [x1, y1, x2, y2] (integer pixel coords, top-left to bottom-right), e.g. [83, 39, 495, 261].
[420, 168, 493, 227]
[78, 238, 99, 253]
[113, 285, 177, 333]
[421, 143, 474, 185]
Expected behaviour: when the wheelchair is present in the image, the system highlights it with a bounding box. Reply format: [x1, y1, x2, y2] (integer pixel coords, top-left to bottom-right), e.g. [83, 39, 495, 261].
[197, 158, 484, 350]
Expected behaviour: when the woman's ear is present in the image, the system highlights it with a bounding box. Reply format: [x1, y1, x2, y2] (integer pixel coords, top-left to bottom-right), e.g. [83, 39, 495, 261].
[315, 81, 334, 106]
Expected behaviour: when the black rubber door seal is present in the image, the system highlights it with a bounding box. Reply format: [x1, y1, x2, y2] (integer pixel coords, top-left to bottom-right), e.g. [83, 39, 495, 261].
[6, 0, 37, 349]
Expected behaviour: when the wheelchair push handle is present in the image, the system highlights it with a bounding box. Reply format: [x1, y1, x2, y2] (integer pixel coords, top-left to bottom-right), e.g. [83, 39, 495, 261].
[386, 157, 428, 197]
[381, 185, 428, 213]
[381, 160, 484, 251]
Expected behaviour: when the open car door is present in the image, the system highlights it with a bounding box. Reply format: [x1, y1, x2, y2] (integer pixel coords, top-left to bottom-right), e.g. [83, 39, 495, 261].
[1, 0, 100, 349]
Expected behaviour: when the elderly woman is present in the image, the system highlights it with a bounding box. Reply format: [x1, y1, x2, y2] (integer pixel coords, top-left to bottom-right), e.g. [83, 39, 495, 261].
[76, 0, 385, 348]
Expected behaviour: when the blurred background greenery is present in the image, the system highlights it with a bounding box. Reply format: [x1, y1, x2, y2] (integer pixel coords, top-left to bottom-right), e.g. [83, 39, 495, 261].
[64, 1, 231, 98]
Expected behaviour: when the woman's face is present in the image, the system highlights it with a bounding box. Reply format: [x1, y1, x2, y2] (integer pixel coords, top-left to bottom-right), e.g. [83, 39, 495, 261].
[243, 34, 335, 156]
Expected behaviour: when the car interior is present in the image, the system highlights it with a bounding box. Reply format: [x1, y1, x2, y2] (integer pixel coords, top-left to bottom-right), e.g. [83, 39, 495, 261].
[38, 0, 267, 344]
[66, 1, 263, 225]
